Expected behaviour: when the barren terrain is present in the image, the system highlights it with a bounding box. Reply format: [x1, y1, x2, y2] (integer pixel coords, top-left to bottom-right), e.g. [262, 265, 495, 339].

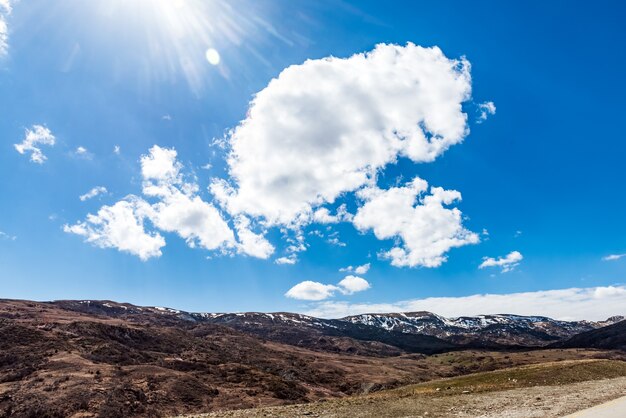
[186, 361, 626, 417]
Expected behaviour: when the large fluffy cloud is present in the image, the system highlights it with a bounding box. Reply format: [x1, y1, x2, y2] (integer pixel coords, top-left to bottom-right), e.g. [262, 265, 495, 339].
[302, 285, 626, 321]
[211, 43, 472, 226]
[66, 43, 490, 268]
[14, 125, 56, 164]
[353, 177, 479, 267]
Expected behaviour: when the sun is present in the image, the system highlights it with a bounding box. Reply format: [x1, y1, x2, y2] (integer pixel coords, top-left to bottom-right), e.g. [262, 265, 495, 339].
[205, 48, 220, 65]
[83, 0, 264, 93]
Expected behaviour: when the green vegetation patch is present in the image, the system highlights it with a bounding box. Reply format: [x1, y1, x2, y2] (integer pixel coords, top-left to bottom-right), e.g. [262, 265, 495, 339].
[393, 359, 626, 397]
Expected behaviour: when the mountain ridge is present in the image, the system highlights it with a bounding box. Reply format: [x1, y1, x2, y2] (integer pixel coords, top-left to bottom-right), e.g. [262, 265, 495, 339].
[21, 299, 624, 349]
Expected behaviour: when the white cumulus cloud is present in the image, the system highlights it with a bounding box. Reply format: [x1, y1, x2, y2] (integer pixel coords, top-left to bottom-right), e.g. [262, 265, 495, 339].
[337, 275, 371, 295]
[139, 145, 236, 252]
[354, 263, 371, 275]
[14, 125, 56, 164]
[65, 43, 493, 269]
[285, 281, 339, 301]
[63, 197, 165, 261]
[302, 285, 626, 321]
[286, 275, 371, 301]
[148, 192, 235, 251]
[234, 216, 274, 259]
[479, 250, 523, 273]
[211, 43, 472, 227]
[65, 145, 264, 260]
[79, 186, 108, 201]
[353, 177, 479, 267]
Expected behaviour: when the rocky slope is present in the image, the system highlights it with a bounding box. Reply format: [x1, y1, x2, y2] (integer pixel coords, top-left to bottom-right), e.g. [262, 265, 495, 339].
[551, 319, 626, 351]
[202, 312, 460, 355]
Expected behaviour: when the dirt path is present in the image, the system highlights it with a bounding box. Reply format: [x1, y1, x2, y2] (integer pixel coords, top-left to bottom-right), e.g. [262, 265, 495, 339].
[185, 376, 626, 418]
[563, 395, 626, 418]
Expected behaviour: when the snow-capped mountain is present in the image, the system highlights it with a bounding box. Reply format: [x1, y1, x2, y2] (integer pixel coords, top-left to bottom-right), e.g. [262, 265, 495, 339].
[50, 300, 623, 349]
[341, 312, 624, 345]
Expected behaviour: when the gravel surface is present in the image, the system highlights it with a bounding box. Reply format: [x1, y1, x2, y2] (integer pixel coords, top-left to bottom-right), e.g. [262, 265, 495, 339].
[182, 376, 626, 418]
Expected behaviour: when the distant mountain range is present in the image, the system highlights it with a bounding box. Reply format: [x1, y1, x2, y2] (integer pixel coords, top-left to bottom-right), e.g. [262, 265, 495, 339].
[52, 299, 624, 352]
[342, 312, 623, 346]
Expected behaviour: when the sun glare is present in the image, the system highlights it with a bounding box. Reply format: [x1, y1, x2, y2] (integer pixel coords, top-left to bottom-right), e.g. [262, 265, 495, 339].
[87, 0, 266, 93]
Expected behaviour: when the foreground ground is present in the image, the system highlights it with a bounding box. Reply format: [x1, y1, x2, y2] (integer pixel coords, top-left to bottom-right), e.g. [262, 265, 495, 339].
[183, 360, 626, 417]
[1, 299, 624, 417]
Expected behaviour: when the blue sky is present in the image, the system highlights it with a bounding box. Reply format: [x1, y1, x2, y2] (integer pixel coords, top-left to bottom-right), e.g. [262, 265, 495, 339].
[1, 0, 625, 319]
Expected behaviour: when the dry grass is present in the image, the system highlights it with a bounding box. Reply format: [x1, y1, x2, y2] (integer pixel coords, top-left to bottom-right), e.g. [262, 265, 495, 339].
[188, 359, 626, 417]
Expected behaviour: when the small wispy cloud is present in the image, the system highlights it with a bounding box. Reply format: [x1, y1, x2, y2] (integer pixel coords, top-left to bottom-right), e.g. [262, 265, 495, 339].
[603, 253, 626, 261]
[74, 146, 93, 159]
[327, 236, 346, 247]
[0, 0, 12, 57]
[340, 263, 370, 275]
[113, 145, 121, 155]
[275, 256, 297, 265]
[79, 186, 108, 201]
[0, 230, 16, 241]
[477, 101, 496, 123]
[14, 125, 56, 164]
[479, 250, 523, 273]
